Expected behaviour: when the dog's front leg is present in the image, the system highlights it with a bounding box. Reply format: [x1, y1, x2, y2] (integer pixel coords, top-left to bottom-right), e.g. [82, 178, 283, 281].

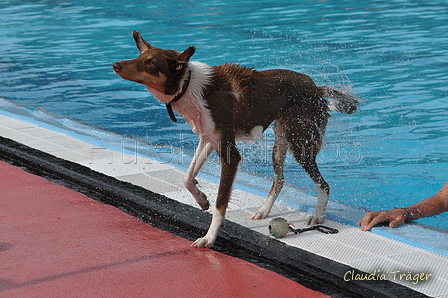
[183, 138, 214, 210]
[192, 139, 241, 248]
[192, 207, 225, 248]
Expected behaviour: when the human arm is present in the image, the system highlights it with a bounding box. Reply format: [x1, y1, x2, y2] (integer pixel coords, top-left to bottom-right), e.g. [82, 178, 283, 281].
[357, 182, 448, 231]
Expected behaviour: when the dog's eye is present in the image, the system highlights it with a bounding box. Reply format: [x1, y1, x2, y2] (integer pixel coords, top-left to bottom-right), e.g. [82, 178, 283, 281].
[146, 58, 154, 65]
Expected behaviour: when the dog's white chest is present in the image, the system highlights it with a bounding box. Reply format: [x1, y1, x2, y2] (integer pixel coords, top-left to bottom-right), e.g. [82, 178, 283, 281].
[172, 62, 221, 146]
[181, 101, 217, 142]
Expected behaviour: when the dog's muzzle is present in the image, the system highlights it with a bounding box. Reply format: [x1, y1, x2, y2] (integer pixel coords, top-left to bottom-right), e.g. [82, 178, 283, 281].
[112, 62, 122, 73]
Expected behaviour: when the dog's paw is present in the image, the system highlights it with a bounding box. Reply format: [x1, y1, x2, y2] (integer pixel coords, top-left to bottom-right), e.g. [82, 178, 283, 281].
[191, 237, 214, 248]
[251, 211, 269, 220]
[307, 216, 325, 225]
[197, 193, 210, 211]
[185, 178, 210, 211]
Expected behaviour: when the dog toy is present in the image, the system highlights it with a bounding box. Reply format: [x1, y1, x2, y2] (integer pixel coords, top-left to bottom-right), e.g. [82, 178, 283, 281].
[268, 217, 339, 238]
[268, 217, 290, 238]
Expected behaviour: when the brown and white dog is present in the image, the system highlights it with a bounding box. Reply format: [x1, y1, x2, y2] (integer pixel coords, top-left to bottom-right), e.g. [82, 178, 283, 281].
[113, 31, 358, 248]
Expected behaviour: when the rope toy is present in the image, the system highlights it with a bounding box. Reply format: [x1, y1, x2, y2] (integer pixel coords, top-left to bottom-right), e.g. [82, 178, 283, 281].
[268, 217, 339, 238]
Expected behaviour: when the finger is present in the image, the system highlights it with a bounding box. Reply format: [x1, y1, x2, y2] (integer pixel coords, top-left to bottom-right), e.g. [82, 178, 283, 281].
[361, 212, 391, 231]
[357, 212, 377, 226]
[389, 215, 406, 228]
[357, 212, 380, 230]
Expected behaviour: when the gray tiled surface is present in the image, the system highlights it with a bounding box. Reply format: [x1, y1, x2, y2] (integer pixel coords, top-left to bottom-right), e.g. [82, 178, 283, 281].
[1, 114, 447, 297]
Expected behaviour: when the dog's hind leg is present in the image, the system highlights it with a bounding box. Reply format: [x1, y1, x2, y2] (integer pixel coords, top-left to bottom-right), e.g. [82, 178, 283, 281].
[302, 162, 329, 225]
[252, 121, 288, 220]
[288, 120, 330, 225]
[184, 138, 214, 211]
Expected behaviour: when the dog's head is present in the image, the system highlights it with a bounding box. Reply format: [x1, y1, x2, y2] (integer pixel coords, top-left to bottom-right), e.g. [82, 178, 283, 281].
[113, 31, 196, 96]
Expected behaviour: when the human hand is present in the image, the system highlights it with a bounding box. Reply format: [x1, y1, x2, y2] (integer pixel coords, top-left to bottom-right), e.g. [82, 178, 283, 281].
[357, 208, 408, 231]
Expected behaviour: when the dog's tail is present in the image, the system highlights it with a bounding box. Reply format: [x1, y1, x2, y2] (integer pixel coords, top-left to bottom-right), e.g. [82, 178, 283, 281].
[318, 86, 358, 114]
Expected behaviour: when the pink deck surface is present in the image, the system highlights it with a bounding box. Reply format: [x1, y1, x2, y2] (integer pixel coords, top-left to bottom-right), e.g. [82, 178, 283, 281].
[0, 160, 328, 297]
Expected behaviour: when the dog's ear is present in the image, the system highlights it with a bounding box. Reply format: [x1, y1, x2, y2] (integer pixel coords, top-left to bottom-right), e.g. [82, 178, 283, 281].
[132, 30, 152, 53]
[173, 46, 196, 72]
[178, 46, 196, 64]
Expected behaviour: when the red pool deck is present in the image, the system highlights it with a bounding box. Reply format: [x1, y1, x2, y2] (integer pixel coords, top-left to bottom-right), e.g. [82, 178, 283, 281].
[0, 160, 328, 298]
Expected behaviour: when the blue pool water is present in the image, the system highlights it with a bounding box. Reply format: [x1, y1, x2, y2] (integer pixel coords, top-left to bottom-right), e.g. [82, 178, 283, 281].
[1, 0, 447, 231]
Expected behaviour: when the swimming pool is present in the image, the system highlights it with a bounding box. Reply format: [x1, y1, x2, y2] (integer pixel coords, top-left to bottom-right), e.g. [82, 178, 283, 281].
[0, 0, 447, 231]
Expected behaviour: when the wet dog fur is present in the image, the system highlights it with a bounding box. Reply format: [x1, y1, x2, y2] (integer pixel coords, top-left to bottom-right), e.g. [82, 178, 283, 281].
[113, 31, 358, 248]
